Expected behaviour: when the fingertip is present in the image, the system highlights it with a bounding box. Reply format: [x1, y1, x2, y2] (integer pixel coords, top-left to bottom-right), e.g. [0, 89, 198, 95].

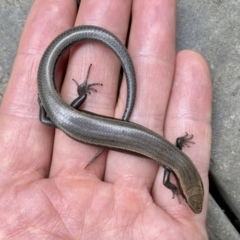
[18, 0, 77, 56]
[175, 50, 212, 93]
[171, 50, 212, 123]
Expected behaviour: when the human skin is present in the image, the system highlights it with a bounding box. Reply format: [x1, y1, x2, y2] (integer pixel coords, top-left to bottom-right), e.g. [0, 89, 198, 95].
[0, 0, 211, 239]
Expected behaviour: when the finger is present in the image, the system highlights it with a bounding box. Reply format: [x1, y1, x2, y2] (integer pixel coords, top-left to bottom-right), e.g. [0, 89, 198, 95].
[49, 0, 132, 178]
[153, 50, 211, 218]
[0, 0, 78, 184]
[105, 0, 177, 190]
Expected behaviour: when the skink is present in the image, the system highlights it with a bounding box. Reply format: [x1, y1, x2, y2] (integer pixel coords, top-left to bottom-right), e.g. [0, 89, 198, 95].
[37, 25, 203, 214]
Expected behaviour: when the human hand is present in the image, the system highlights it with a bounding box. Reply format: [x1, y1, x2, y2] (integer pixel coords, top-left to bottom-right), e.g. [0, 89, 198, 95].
[0, 0, 211, 239]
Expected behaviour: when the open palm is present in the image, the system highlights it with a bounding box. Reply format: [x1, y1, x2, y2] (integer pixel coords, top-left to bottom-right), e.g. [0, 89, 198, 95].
[0, 0, 211, 239]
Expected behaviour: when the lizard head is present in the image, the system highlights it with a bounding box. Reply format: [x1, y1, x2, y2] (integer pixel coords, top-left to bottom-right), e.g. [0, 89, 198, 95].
[184, 185, 204, 214]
